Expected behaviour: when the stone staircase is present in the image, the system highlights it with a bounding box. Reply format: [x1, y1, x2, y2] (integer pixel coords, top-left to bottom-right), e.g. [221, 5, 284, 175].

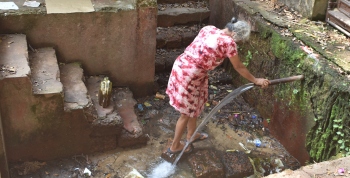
[155, 0, 210, 73]
[326, 0, 350, 37]
[0, 34, 147, 162]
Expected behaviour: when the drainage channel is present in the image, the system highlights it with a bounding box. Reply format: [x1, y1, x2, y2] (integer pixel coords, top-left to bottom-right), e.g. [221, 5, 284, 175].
[8, 67, 300, 178]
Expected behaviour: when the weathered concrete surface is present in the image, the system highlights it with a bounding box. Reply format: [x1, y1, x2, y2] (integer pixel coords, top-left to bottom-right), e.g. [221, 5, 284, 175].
[0, 0, 157, 98]
[209, 0, 350, 165]
[60, 63, 90, 111]
[0, 34, 30, 80]
[0, 41, 138, 163]
[277, 0, 328, 20]
[29, 48, 63, 95]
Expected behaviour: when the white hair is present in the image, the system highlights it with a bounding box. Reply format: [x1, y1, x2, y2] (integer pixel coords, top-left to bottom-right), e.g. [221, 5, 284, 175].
[225, 17, 251, 42]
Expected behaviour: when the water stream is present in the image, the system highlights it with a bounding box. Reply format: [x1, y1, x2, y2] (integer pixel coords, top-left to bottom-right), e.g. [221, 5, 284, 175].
[148, 83, 255, 178]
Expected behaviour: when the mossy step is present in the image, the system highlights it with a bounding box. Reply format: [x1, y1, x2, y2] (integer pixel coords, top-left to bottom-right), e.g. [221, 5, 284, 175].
[155, 48, 184, 73]
[156, 25, 202, 49]
[60, 63, 91, 111]
[0, 34, 30, 80]
[157, 7, 210, 27]
[29, 48, 63, 95]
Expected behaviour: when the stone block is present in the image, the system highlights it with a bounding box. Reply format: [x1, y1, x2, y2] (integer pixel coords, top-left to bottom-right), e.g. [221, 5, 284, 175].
[160, 139, 177, 163]
[188, 150, 224, 178]
[117, 129, 148, 148]
[222, 151, 254, 178]
[90, 135, 117, 152]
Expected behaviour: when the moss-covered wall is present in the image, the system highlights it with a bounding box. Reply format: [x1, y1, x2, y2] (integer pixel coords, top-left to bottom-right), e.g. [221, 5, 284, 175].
[210, 0, 350, 164]
[0, 112, 9, 178]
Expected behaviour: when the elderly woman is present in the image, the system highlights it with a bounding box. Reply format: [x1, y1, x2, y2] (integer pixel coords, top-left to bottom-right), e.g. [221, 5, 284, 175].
[166, 17, 270, 154]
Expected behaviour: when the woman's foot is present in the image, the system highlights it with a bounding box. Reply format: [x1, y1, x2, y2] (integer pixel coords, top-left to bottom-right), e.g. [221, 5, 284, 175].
[187, 132, 208, 143]
[168, 141, 193, 154]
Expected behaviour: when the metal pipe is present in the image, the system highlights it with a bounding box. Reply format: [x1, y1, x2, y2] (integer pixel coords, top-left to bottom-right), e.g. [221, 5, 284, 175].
[268, 75, 304, 85]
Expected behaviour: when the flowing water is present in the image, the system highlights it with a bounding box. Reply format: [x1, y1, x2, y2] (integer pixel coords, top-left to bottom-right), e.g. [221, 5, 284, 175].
[149, 83, 255, 177]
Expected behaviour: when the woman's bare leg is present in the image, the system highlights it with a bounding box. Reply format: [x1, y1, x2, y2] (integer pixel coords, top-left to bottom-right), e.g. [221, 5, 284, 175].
[186, 117, 197, 142]
[170, 114, 190, 151]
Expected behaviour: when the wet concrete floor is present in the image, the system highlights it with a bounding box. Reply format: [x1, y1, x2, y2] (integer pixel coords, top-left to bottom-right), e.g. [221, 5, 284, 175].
[9, 67, 299, 178]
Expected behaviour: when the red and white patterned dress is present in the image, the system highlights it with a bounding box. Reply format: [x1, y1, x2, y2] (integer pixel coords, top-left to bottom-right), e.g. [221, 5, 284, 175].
[166, 25, 238, 118]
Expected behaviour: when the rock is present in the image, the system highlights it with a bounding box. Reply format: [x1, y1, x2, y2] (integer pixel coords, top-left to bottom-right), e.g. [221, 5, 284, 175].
[222, 151, 254, 178]
[160, 139, 178, 163]
[124, 168, 144, 178]
[188, 150, 224, 178]
[117, 129, 148, 148]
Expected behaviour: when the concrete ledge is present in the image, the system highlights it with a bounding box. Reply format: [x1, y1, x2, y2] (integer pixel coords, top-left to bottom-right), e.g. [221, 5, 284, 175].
[0, 34, 30, 80]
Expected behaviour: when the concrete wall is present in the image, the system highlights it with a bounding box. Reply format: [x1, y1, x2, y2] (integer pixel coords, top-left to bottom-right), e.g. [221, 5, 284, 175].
[277, 0, 328, 20]
[0, 76, 122, 162]
[0, 5, 157, 98]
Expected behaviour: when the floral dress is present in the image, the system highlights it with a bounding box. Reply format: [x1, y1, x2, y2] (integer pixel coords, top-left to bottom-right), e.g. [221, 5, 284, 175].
[166, 25, 238, 118]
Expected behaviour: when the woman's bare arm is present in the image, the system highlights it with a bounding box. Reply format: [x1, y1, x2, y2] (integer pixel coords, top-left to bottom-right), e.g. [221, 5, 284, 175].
[229, 55, 270, 87]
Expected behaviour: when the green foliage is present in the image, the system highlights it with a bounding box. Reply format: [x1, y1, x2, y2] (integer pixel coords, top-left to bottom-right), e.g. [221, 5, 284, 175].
[244, 50, 253, 66]
[270, 33, 305, 64]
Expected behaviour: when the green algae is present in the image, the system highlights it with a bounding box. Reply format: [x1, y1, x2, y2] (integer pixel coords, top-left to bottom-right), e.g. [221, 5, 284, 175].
[270, 33, 305, 64]
[137, 0, 157, 8]
[227, 20, 350, 163]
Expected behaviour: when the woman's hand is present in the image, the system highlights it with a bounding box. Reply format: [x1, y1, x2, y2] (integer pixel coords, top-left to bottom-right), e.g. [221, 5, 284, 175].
[254, 78, 270, 88]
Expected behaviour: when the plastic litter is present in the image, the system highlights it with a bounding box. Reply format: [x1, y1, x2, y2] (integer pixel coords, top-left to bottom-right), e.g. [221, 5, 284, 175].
[155, 92, 165, 99]
[247, 138, 267, 148]
[83, 168, 91, 176]
[23, 1, 41, 7]
[137, 104, 144, 111]
[144, 102, 152, 107]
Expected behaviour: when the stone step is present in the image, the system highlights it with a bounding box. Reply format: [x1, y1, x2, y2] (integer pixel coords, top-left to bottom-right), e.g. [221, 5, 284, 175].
[86, 76, 121, 122]
[155, 48, 184, 73]
[158, 0, 206, 4]
[158, 7, 210, 27]
[85, 76, 123, 138]
[86, 76, 148, 147]
[338, 0, 350, 18]
[156, 24, 202, 49]
[29, 48, 63, 95]
[0, 34, 30, 80]
[60, 63, 91, 111]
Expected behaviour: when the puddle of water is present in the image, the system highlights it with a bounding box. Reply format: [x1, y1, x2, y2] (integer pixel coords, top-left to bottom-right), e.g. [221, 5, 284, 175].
[148, 160, 176, 178]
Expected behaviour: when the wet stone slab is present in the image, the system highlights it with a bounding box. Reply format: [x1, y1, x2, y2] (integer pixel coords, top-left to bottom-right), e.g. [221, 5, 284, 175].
[160, 138, 194, 164]
[187, 150, 225, 178]
[222, 151, 254, 178]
